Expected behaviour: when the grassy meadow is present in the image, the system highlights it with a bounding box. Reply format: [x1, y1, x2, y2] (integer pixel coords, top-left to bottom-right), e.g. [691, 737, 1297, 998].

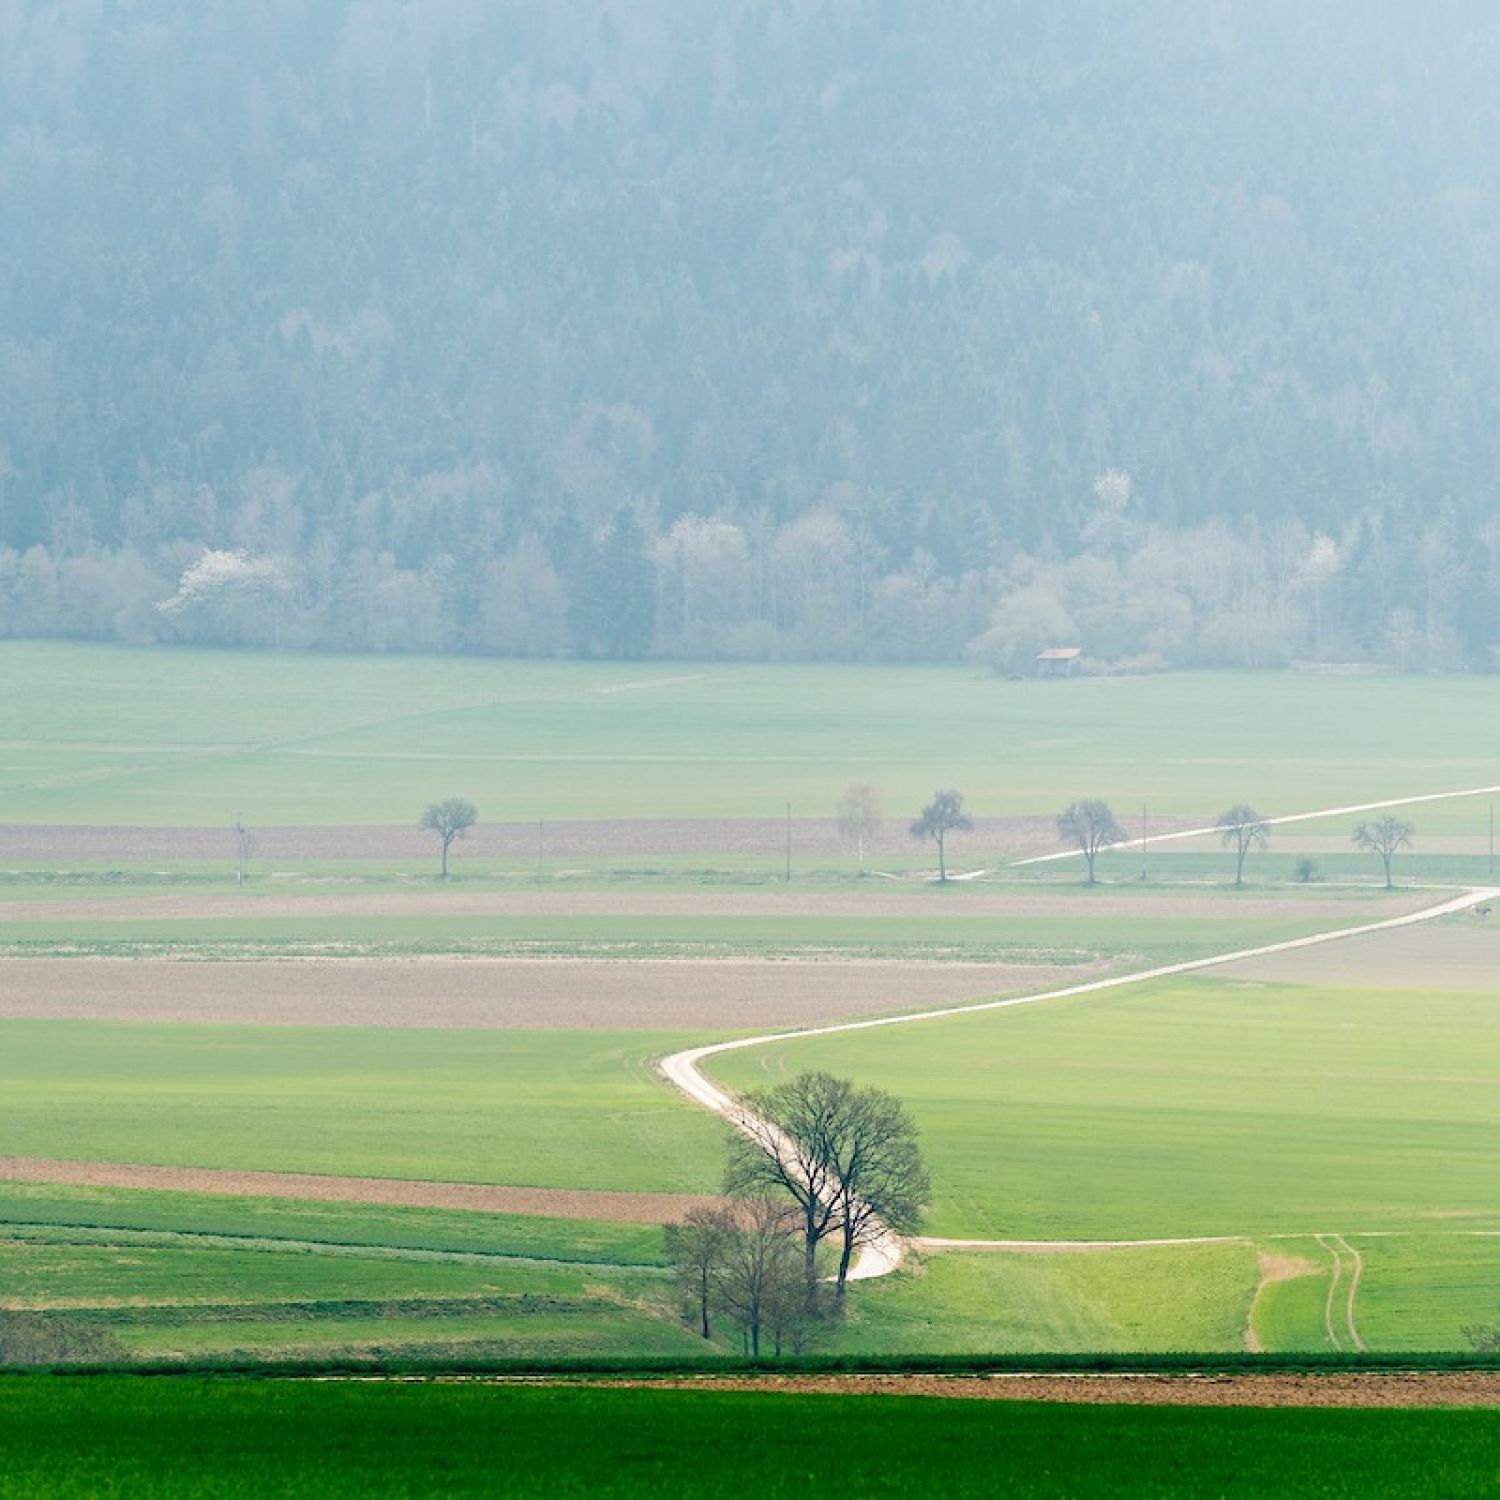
[708, 977, 1500, 1241]
[5, 641, 1500, 826]
[0, 1021, 724, 1192]
[0, 902, 1378, 963]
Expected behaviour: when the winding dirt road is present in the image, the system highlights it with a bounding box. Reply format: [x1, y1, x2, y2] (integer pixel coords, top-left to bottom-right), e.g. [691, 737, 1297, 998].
[660, 882, 1500, 1279]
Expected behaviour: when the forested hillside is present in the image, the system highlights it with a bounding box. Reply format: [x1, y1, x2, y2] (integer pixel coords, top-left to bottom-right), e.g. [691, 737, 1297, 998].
[2, 1, 1498, 669]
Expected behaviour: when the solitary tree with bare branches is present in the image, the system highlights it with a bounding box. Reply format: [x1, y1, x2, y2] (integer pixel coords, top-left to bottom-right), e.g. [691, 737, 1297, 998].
[1056, 799, 1126, 884]
[663, 1205, 735, 1341]
[1352, 814, 1414, 888]
[420, 796, 478, 878]
[910, 789, 972, 882]
[835, 781, 883, 875]
[724, 1071, 929, 1298]
[1217, 804, 1270, 887]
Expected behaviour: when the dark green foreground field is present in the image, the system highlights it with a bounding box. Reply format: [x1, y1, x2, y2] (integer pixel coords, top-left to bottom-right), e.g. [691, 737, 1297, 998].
[1, 1379, 1497, 1498]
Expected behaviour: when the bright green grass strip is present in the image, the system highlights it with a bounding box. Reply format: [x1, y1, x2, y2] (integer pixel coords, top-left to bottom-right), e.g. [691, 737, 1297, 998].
[0, 1183, 663, 1267]
[7, 642, 1500, 824]
[111, 1309, 710, 1361]
[4, 1380, 1500, 1498]
[0, 1239, 666, 1308]
[836, 1243, 1258, 1354]
[1352, 1236, 1500, 1353]
[1248, 1238, 1337, 1353]
[0, 1021, 723, 1194]
[0, 910, 1345, 966]
[710, 979, 1500, 1240]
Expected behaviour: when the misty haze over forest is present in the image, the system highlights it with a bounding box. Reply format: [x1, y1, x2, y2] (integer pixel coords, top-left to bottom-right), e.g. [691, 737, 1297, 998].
[2, 1, 1498, 670]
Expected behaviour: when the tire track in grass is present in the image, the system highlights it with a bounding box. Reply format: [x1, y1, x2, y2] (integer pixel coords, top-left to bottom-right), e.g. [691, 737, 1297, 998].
[1333, 1233, 1367, 1351]
[1315, 1235, 1347, 1351]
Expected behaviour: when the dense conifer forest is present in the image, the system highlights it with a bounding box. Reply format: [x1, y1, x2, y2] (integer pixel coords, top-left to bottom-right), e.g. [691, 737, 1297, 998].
[2, 1, 1497, 669]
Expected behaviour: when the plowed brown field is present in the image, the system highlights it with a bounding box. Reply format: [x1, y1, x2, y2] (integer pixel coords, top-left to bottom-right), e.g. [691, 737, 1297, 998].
[0, 955, 1043, 1028]
[0, 1157, 718, 1225]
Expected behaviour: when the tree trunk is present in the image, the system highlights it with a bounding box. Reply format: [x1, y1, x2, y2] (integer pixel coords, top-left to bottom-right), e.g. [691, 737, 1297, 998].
[836, 1231, 856, 1295]
[1383, 851, 1394, 888]
[440, 836, 450, 878]
[1236, 842, 1246, 887]
[937, 830, 947, 882]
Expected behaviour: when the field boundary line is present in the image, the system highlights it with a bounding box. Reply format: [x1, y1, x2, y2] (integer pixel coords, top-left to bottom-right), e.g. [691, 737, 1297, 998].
[660, 884, 1499, 1280]
[1014, 783, 1500, 866]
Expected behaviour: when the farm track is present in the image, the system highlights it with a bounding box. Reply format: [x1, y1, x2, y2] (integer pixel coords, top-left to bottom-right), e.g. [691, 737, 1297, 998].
[662, 882, 1500, 1279]
[1015, 781, 1500, 866]
[576, 1372, 1500, 1408]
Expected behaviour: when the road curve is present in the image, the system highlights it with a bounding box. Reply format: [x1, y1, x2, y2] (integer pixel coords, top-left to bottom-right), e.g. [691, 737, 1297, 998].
[659, 883, 1500, 1281]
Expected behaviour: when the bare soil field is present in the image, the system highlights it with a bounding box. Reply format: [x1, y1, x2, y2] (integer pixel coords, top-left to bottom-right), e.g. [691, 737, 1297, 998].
[0, 886, 1418, 925]
[0, 1158, 717, 1225]
[0, 956, 1040, 1029]
[1223, 917, 1500, 990]
[0, 814, 1199, 865]
[608, 1372, 1500, 1407]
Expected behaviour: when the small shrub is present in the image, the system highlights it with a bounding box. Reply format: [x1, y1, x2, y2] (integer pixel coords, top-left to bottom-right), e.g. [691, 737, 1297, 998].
[1294, 857, 1320, 883]
[1463, 1323, 1500, 1352]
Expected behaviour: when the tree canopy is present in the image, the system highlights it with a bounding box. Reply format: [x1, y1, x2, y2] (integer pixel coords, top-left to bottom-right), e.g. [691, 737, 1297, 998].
[3, 3, 1499, 669]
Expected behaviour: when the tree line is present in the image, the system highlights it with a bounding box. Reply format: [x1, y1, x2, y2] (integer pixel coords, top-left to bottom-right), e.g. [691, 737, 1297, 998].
[854, 784, 1418, 887]
[2, 503, 1495, 675]
[311, 788, 1417, 886]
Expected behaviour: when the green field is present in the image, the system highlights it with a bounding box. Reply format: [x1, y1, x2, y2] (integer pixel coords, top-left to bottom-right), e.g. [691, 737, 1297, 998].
[3, 1379, 1499, 1498]
[709, 978, 1500, 1240]
[5, 642, 1500, 824]
[0, 1182, 664, 1266]
[5, 642, 1499, 1366]
[838, 1243, 1259, 1354]
[0, 905, 1373, 964]
[0, 1022, 723, 1193]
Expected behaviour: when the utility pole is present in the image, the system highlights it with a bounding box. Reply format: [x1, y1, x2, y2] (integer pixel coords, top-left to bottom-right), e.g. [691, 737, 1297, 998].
[233, 814, 250, 889]
[1140, 803, 1148, 883]
[785, 802, 792, 883]
[1489, 803, 1494, 879]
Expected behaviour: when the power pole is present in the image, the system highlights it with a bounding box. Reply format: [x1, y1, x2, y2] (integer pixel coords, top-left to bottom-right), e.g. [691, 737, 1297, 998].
[785, 802, 792, 883]
[1140, 803, 1148, 883]
[1489, 802, 1494, 879]
[233, 815, 250, 888]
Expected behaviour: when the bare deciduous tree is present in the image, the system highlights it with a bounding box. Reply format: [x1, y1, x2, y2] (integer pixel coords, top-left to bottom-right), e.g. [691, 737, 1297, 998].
[1352, 814, 1414, 888]
[835, 781, 883, 874]
[725, 1071, 929, 1298]
[1056, 799, 1127, 884]
[420, 796, 478, 878]
[910, 788, 972, 882]
[1217, 804, 1270, 887]
[663, 1204, 735, 1340]
[712, 1197, 807, 1357]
